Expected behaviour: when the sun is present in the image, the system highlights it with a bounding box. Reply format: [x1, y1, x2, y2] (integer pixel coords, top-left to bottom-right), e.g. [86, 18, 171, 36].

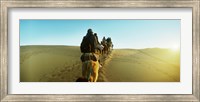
[171, 44, 180, 51]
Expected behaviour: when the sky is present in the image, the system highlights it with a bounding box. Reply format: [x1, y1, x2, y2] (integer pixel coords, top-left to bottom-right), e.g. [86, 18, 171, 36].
[20, 20, 180, 49]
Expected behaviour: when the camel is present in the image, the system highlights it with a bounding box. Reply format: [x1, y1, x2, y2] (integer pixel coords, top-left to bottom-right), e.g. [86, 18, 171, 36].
[82, 60, 99, 82]
[101, 37, 109, 55]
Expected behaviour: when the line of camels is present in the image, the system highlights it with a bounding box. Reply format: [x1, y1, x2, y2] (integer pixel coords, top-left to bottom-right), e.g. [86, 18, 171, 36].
[100, 36, 114, 55]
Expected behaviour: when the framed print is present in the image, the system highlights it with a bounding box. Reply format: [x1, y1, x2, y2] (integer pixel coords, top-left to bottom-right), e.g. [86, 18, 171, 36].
[1, 0, 200, 101]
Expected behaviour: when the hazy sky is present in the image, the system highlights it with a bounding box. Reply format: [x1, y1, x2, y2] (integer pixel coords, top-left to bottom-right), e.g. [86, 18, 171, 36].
[20, 20, 180, 49]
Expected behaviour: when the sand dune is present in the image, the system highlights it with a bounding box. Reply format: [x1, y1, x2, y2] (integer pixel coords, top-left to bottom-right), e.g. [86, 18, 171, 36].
[20, 46, 180, 82]
[20, 46, 82, 82]
[102, 48, 180, 82]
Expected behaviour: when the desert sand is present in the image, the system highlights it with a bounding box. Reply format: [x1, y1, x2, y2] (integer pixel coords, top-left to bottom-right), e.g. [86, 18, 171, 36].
[98, 48, 180, 82]
[20, 46, 180, 82]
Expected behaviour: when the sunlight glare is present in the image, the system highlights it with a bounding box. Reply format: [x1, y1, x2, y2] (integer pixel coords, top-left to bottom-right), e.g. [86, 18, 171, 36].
[171, 44, 179, 51]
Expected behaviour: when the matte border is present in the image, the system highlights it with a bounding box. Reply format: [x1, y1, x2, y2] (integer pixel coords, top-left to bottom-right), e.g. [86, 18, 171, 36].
[1, 0, 199, 101]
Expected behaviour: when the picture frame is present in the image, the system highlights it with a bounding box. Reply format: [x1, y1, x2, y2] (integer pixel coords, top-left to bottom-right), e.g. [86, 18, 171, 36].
[1, 0, 199, 101]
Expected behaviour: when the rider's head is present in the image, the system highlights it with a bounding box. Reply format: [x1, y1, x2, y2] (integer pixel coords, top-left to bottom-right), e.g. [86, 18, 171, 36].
[87, 29, 93, 34]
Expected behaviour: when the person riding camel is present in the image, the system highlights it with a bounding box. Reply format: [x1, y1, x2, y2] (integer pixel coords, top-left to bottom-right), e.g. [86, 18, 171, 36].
[94, 33, 103, 66]
[94, 33, 100, 44]
[80, 29, 102, 67]
[101, 37, 107, 46]
[80, 29, 102, 82]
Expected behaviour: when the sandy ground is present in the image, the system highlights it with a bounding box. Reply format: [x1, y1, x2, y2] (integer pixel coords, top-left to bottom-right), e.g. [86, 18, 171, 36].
[20, 46, 82, 82]
[99, 48, 180, 82]
[20, 46, 180, 82]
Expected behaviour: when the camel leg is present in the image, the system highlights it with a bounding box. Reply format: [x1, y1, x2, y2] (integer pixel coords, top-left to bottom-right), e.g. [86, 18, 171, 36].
[92, 61, 99, 82]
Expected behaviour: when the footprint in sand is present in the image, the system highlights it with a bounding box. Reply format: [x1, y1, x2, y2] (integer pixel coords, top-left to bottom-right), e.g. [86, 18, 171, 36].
[57, 73, 62, 77]
[67, 67, 72, 71]
[60, 69, 66, 73]
[52, 74, 56, 77]
[61, 76, 64, 79]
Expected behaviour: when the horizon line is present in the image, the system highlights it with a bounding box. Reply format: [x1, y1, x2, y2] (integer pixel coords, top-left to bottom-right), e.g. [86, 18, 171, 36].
[20, 45, 177, 50]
